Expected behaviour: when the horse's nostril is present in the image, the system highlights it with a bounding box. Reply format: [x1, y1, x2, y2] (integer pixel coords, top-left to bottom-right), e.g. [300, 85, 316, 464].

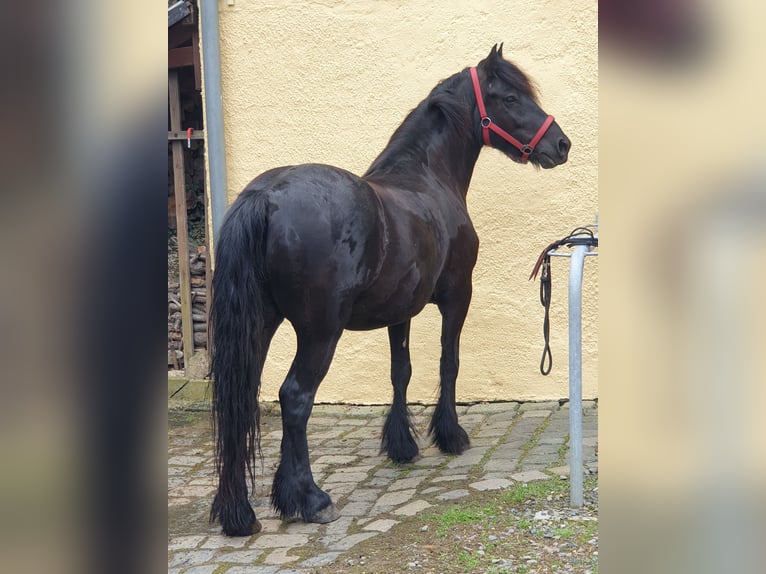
[558, 137, 571, 155]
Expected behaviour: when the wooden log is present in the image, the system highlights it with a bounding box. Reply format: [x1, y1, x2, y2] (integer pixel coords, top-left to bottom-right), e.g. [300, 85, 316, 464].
[169, 69, 194, 372]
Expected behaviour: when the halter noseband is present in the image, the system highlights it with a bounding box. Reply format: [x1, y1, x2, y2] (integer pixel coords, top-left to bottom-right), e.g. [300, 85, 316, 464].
[470, 67, 555, 164]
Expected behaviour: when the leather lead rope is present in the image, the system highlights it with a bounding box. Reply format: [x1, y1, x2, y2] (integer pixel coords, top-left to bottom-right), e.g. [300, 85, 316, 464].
[530, 227, 598, 376]
[539, 258, 553, 375]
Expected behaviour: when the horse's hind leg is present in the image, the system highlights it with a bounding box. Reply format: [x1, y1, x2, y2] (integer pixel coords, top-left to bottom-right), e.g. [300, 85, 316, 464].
[430, 293, 471, 455]
[381, 320, 419, 463]
[271, 330, 341, 523]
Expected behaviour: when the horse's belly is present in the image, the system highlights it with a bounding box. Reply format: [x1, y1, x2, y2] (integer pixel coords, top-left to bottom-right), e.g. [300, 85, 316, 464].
[346, 264, 436, 330]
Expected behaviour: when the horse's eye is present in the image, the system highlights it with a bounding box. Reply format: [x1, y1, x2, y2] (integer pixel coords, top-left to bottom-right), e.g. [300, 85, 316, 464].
[504, 95, 518, 104]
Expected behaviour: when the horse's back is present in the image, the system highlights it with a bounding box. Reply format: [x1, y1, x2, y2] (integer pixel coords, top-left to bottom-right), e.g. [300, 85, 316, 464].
[241, 164, 386, 330]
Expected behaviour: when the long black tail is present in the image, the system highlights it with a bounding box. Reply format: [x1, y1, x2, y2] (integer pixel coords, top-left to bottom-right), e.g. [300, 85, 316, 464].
[209, 191, 269, 536]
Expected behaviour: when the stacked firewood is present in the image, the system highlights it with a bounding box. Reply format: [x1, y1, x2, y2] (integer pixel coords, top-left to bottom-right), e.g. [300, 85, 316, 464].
[168, 248, 208, 368]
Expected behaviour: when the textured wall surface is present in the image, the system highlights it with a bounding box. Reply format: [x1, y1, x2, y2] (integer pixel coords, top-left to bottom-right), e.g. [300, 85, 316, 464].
[209, 0, 598, 403]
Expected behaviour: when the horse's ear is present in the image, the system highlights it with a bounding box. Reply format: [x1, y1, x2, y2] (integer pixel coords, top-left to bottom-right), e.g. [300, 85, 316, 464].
[482, 44, 502, 79]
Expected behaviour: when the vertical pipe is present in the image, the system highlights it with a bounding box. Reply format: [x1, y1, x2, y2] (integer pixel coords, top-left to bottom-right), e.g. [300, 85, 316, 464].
[568, 244, 588, 507]
[199, 0, 228, 248]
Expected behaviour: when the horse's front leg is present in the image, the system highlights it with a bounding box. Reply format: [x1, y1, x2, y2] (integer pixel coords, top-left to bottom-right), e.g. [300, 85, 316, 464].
[271, 332, 340, 523]
[429, 290, 471, 454]
[381, 320, 419, 463]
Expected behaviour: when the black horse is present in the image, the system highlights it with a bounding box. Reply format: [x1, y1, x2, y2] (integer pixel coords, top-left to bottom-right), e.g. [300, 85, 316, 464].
[210, 45, 570, 536]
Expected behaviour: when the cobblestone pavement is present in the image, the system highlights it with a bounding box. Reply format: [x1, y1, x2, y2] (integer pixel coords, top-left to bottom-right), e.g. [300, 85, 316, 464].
[168, 400, 598, 573]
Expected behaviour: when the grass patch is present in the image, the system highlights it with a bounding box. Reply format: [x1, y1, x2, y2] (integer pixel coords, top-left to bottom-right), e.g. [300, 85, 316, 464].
[500, 477, 570, 505]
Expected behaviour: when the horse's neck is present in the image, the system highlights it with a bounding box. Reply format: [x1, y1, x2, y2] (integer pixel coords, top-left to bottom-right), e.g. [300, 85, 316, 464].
[364, 106, 482, 199]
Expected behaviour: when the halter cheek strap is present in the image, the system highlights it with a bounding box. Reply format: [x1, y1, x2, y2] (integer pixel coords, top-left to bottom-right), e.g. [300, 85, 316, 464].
[469, 67, 554, 164]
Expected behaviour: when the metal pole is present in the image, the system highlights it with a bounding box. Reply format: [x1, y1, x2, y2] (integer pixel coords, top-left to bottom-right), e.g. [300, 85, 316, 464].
[568, 244, 588, 507]
[199, 0, 228, 248]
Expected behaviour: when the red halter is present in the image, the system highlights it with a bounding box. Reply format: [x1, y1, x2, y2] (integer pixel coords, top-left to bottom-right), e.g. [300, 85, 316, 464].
[470, 67, 555, 164]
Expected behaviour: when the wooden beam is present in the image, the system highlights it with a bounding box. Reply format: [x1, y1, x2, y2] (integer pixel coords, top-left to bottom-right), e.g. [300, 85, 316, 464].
[168, 70, 195, 373]
[169, 46, 194, 69]
[168, 129, 205, 141]
[168, 25, 193, 49]
[192, 27, 202, 90]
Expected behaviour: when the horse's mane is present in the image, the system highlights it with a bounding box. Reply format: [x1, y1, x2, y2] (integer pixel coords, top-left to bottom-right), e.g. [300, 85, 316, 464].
[364, 58, 538, 180]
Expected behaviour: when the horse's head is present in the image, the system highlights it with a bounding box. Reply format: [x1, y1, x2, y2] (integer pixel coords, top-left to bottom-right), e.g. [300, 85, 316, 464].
[474, 44, 570, 169]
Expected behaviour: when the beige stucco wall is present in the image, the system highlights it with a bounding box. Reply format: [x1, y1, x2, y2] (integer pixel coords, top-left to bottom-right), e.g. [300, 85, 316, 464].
[209, 0, 598, 404]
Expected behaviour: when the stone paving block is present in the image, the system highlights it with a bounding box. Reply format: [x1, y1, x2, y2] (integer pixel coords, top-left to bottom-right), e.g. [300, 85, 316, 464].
[324, 515, 355, 537]
[310, 428, 348, 440]
[323, 471, 368, 484]
[347, 406, 387, 416]
[537, 436, 566, 445]
[335, 464, 375, 474]
[250, 534, 310, 549]
[523, 456, 560, 468]
[373, 468, 401, 478]
[466, 402, 518, 414]
[335, 418, 367, 426]
[394, 499, 433, 516]
[482, 458, 518, 473]
[412, 455, 447, 467]
[225, 566, 280, 574]
[264, 547, 300, 565]
[215, 549, 264, 563]
[511, 470, 550, 482]
[201, 534, 250, 549]
[475, 425, 509, 437]
[363, 518, 400, 532]
[182, 566, 217, 574]
[445, 452, 485, 468]
[459, 413, 487, 424]
[469, 478, 513, 491]
[299, 552, 342, 567]
[373, 489, 416, 507]
[168, 535, 206, 550]
[521, 410, 552, 418]
[490, 445, 523, 459]
[168, 455, 206, 466]
[347, 488, 380, 502]
[340, 500, 373, 516]
[325, 483, 356, 498]
[343, 427, 380, 439]
[284, 521, 321, 535]
[168, 550, 215, 568]
[421, 486, 443, 494]
[388, 475, 426, 491]
[365, 476, 394, 488]
[330, 531, 379, 551]
[258, 519, 283, 533]
[432, 474, 468, 482]
[313, 454, 358, 464]
[308, 416, 340, 426]
[518, 401, 559, 411]
[485, 407, 520, 422]
[436, 489, 470, 501]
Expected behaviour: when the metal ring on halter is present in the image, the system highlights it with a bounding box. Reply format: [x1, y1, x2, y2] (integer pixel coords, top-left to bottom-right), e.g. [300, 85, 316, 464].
[522, 145, 533, 155]
[481, 117, 492, 128]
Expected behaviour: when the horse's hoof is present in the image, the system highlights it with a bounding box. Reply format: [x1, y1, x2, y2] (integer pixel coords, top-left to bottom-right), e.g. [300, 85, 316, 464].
[309, 503, 337, 524]
[222, 517, 261, 537]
